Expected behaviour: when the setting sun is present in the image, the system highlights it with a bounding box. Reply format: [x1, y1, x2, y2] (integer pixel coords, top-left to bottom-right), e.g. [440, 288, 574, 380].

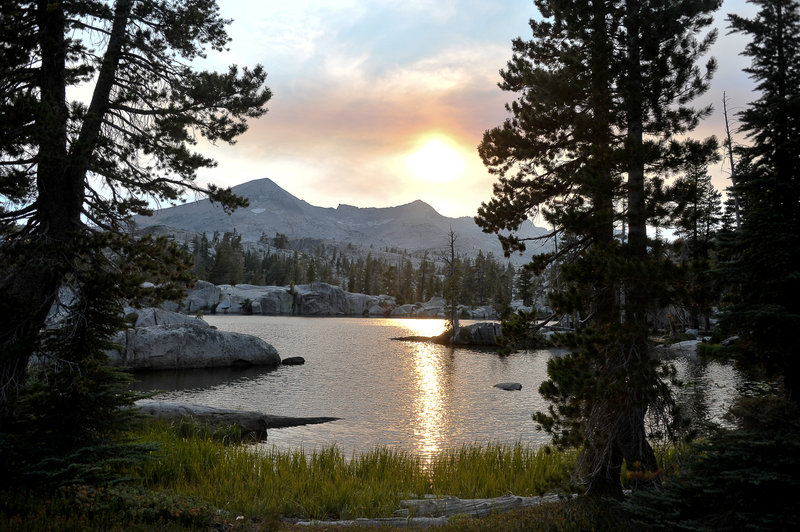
[405, 137, 465, 183]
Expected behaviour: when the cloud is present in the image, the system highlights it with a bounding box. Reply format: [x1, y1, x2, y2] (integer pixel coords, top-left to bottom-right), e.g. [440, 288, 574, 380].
[200, 0, 759, 220]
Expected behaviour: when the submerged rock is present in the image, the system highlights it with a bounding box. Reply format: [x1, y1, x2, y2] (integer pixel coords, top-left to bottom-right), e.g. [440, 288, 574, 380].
[494, 382, 523, 391]
[282, 356, 305, 366]
[135, 400, 338, 437]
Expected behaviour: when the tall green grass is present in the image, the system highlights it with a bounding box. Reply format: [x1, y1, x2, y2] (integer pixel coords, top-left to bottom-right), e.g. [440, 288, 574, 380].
[131, 421, 577, 520]
[427, 442, 579, 498]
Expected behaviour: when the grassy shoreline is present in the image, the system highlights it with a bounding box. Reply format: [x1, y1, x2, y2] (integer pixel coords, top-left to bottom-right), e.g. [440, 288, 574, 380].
[133, 420, 581, 520]
[2, 419, 641, 530]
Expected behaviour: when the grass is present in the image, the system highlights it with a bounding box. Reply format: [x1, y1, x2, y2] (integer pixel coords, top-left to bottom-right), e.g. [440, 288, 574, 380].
[130, 420, 578, 520]
[427, 442, 580, 498]
[1, 419, 651, 531]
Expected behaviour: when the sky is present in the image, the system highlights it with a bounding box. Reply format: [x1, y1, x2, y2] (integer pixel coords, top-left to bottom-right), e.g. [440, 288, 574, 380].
[194, 0, 760, 220]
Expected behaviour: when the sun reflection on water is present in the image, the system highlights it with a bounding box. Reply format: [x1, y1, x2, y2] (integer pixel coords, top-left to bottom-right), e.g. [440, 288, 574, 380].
[388, 318, 447, 339]
[411, 341, 450, 467]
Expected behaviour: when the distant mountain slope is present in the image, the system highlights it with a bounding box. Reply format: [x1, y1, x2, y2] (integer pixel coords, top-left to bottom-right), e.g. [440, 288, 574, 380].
[135, 178, 550, 263]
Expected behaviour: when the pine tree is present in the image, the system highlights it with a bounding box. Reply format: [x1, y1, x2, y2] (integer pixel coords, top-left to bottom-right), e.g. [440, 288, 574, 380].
[479, 0, 719, 495]
[670, 164, 722, 330]
[720, 0, 800, 400]
[516, 267, 535, 307]
[208, 231, 244, 285]
[0, 0, 270, 414]
[1, 232, 188, 487]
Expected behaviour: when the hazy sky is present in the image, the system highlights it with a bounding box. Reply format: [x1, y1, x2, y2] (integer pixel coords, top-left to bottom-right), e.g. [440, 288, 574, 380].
[196, 0, 759, 219]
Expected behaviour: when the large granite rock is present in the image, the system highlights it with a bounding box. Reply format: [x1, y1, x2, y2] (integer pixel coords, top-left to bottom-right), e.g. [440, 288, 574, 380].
[125, 307, 208, 328]
[466, 306, 499, 320]
[345, 292, 373, 315]
[453, 322, 503, 346]
[391, 304, 416, 317]
[183, 280, 221, 313]
[213, 284, 293, 315]
[259, 286, 294, 314]
[413, 296, 446, 317]
[292, 282, 349, 315]
[346, 292, 395, 316]
[108, 323, 280, 370]
[183, 280, 501, 319]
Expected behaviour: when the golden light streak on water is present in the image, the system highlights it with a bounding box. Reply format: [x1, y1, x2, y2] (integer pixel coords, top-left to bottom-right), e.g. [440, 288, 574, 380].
[387, 318, 447, 339]
[411, 341, 448, 467]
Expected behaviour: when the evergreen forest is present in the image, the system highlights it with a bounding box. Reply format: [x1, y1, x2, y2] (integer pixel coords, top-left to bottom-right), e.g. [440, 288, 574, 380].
[186, 230, 518, 309]
[1, 0, 798, 530]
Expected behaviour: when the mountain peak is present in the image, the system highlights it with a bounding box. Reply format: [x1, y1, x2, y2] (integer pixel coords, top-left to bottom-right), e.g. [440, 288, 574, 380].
[135, 177, 548, 264]
[231, 177, 284, 197]
[396, 199, 439, 217]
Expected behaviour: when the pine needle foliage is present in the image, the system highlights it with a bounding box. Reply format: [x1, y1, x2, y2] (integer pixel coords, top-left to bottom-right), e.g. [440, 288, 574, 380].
[623, 396, 800, 531]
[0, 231, 193, 489]
[0, 0, 270, 411]
[477, 0, 720, 496]
[717, 0, 800, 401]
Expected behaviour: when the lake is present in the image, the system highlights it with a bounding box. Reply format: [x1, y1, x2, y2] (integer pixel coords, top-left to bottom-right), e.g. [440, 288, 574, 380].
[132, 316, 746, 459]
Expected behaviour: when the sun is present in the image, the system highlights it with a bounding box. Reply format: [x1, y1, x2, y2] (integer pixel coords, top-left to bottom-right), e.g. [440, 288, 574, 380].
[405, 137, 465, 183]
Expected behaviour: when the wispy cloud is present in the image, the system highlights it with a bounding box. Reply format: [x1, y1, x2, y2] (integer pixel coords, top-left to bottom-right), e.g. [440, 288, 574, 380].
[199, 0, 758, 218]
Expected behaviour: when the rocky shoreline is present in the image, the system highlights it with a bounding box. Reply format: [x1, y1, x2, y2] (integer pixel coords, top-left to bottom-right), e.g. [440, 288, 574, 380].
[107, 307, 281, 371]
[180, 280, 500, 320]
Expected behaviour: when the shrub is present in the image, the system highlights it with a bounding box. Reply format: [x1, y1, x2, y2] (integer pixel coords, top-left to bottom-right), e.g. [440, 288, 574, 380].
[623, 396, 800, 531]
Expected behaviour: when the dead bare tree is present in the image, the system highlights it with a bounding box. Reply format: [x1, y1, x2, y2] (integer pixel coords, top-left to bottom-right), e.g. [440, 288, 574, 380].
[442, 227, 460, 341]
[723, 91, 741, 228]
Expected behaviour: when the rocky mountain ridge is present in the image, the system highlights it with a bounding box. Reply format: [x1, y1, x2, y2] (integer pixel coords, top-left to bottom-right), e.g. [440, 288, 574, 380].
[134, 177, 550, 264]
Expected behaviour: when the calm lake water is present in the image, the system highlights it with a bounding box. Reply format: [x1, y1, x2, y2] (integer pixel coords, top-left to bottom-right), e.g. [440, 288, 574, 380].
[132, 316, 746, 459]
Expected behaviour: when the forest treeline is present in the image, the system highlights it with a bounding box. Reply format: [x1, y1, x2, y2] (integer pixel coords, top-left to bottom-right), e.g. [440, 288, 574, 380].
[187, 231, 517, 308]
[186, 153, 726, 321]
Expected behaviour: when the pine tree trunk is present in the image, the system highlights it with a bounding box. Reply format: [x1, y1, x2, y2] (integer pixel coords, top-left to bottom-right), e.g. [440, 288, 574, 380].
[581, 0, 624, 496]
[1, 2, 71, 417]
[620, 0, 660, 488]
[1, 0, 133, 418]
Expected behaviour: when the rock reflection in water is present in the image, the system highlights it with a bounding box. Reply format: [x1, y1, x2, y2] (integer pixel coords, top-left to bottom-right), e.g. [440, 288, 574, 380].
[131, 365, 278, 393]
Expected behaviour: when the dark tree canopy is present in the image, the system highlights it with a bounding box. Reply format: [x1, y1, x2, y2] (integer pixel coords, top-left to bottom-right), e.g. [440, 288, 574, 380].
[477, 0, 720, 496]
[0, 0, 270, 234]
[0, 0, 271, 412]
[720, 0, 800, 399]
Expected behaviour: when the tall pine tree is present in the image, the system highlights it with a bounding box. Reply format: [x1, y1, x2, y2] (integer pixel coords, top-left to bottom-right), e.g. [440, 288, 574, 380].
[721, 0, 800, 401]
[478, 0, 719, 495]
[0, 0, 270, 416]
[670, 164, 722, 330]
